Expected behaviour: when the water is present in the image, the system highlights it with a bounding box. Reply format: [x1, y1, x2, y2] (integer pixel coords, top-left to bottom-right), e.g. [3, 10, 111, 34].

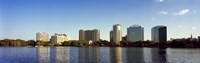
[0, 47, 200, 63]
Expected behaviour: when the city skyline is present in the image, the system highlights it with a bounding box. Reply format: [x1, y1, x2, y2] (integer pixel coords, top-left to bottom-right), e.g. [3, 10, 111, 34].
[1, 0, 200, 40]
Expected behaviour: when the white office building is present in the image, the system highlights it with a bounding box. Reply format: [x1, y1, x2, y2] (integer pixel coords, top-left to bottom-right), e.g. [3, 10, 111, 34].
[36, 32, 50, 42]
[51, 33, 70, 45]
[113, 24, 122, 44]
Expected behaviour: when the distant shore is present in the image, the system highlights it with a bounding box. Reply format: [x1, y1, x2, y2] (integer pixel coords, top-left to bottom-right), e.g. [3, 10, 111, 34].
[0, 39, 200, 48]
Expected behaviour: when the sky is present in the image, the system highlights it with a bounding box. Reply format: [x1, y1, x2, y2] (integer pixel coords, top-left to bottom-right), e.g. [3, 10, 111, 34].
[0, 0, 200, 41]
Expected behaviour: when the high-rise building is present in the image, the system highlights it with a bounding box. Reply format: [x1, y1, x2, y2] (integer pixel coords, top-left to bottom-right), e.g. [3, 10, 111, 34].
[79, 29, 100, 42]
[79, 29, 85, 41]
[93, 29, 100, 41]
[127, 25, 144, 42]
[110, 30, 113, 42]
[36, 32, 49, 42]
[51, 33, 70, 45]
[113, 24, 122, 44]
[151, 25, 167, 43]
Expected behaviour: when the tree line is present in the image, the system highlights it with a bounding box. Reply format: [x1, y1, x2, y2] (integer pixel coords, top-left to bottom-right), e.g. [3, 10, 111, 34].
[0, 39, 200, 48]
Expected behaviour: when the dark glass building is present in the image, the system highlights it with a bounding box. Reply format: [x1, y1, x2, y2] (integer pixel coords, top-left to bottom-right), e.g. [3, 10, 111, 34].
[151, 25, 167, 43]
[127, 25, 144, 42]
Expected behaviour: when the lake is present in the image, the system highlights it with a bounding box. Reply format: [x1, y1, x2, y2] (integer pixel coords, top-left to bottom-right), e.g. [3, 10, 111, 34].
[0, 47, 200, 63]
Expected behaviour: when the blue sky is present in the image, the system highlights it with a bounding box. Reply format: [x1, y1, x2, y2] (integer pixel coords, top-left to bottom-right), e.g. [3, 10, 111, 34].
[1, 0, 200, 40]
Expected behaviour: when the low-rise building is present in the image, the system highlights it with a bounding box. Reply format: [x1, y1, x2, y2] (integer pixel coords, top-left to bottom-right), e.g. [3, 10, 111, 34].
[51, 33, 70, 45]
[36, 32, 49, 42]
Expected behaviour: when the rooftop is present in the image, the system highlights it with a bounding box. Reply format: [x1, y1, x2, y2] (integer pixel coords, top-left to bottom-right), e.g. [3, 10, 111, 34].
[130, 24, 142, 27]
[114, 24, 122, 26]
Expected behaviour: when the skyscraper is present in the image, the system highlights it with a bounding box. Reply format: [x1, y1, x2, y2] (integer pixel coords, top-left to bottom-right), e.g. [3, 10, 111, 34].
[113, 24, 122, 44]
[93, 29, 100, 42]
[151, 25, 167, 43]
[51, 33, 70, 45]
[127, 25, 144, 42]
[36, 32, 49, 42]
[79, 29, 100, 42]
[110, 30, 113, 42]
[79, 29, 85, 41]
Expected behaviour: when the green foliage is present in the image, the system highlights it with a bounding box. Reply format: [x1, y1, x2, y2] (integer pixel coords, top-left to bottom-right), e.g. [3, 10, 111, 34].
[36, 41, 51, 46]
[0, 39, 50, 47]
[0, 39, 200, 48]
[62, 41, 71, 46]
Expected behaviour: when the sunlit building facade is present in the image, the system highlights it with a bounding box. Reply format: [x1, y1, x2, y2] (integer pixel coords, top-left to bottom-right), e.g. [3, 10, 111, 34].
[36, 32, 49, 41]
[79, 29, 100, 42]
[79, 29, 85, 41]
[151, 25, 167, 43]
[113, 24, 122, 44]
[127, 25, 144, 42]
[51, 33, 70, 45]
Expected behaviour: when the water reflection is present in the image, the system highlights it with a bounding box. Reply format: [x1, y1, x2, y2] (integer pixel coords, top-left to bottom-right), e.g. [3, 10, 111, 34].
[55, 47, 70, 63]
[37, 47, 50, 63]
[2, 47, 200, 63]
[151, 48, 167, 63]
[110, 47, 122, 63]
[126, 48, 144, 63]
[79, 47, 100, 63]
[37, 47, 70, 63]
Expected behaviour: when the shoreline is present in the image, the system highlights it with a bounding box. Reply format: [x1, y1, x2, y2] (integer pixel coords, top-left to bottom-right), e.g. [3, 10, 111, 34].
[1, 46, 200, 49]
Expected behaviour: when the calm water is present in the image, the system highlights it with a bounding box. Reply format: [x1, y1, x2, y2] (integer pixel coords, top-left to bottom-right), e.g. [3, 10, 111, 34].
[0, 47, 200, 63]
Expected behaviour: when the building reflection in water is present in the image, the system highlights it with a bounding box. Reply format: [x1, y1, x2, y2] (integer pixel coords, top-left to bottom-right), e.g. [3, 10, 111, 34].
[110, 47, 122, 63]
[151, 48, 167, 63]
[126, 48, 144, 63]
[37, 47, 50, 63]
[55, 47, 70, 63]
[37, 47, 70, 63]
[79, 47, 100, 63]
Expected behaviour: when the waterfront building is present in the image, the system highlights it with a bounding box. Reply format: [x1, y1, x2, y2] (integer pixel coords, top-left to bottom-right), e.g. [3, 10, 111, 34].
[113, 24, 122, 44]
[51, 33, 70, 45]
[110, 30, 113, 42]
[127, 25, 144, 42]
[151, 25, 167, 43]
[36, 32, 49, 42]
[79, 29, 85, 41]
[79, 29, 100, 42]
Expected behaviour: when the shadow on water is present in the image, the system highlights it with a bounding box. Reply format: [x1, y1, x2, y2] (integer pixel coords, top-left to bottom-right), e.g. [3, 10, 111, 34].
[126, 47, 144, 63]
[78, 47, 100, 63]
[109, 47, 167, 63]
[151, 48, 167, 63]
